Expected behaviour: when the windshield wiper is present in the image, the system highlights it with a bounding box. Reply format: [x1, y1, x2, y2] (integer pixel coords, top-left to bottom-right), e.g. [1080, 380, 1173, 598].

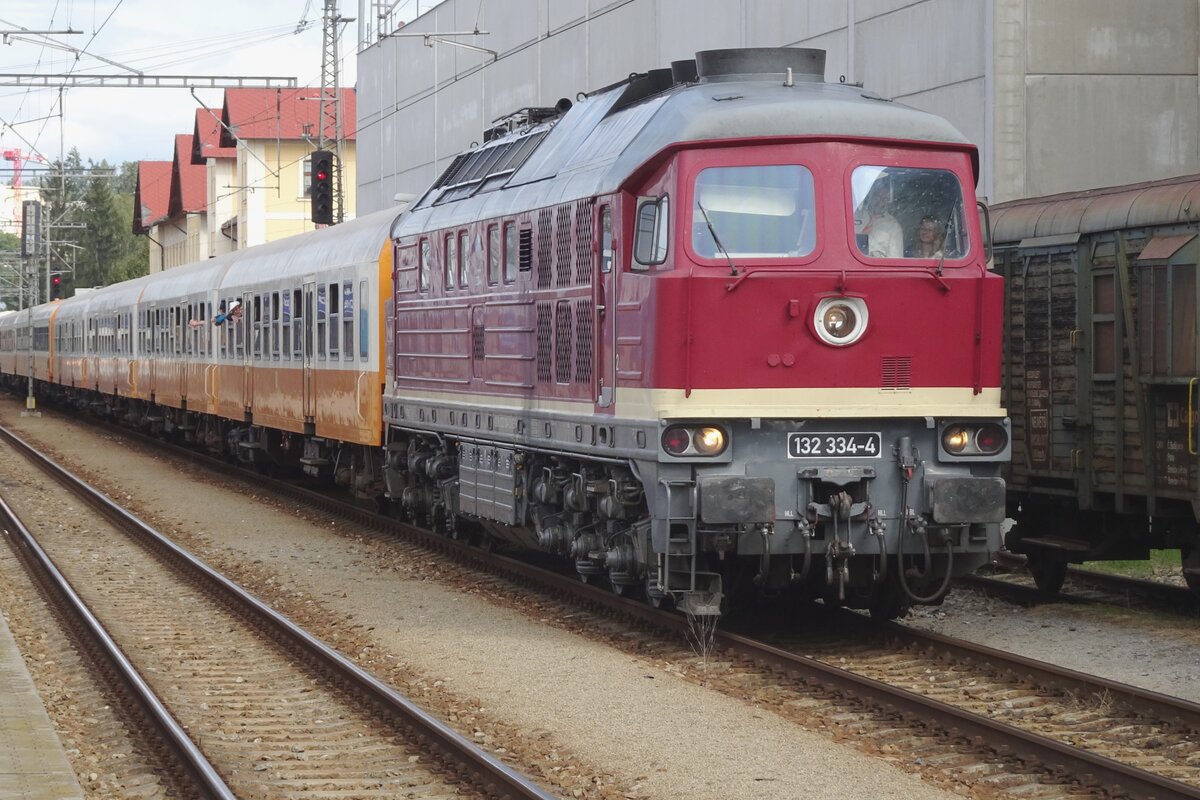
[696, 199, 738, 277]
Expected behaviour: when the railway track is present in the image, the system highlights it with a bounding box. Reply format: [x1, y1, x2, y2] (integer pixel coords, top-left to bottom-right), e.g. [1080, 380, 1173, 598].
[960, 553, 1200, 617]
[15, 409, 1200, 799]
[0, 423, 556, 800]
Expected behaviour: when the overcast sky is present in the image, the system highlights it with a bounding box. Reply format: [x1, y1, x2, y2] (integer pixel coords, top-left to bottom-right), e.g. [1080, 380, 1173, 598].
[1, 1, 432, 175]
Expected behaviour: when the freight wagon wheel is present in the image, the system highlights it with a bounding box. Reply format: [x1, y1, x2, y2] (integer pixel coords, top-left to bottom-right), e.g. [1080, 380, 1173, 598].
[1182, 544, 1200, 592]
[1027, 554, 1068, 596]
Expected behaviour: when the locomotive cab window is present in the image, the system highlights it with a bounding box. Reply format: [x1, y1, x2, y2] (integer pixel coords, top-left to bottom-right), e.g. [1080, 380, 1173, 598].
[851, 166, 969, 261]
[691, 165, 815, 260]
[633, 194, 670, 269]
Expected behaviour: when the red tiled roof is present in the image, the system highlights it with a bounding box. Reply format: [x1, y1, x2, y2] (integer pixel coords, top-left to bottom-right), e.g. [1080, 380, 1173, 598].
[168, 134, 207, 217]
[191, 107, 237, 165]
[133, 161, 172, 234]
[220, 87, 356, 146]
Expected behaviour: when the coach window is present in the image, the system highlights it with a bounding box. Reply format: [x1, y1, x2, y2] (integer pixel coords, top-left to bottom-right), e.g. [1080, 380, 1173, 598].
[328, 282, 340, 358]
[487, 224, 501, 285]
[292, 289, 303, 358]
[457, 230, 469, 288]
[235, 301, 245, 359]
[633, 195, 670, 269]
[281, 291, 292, 359]
[444, 233, 457, 290]
[317, 285, 327, 360]
[269, 292, 279, 359]
[503, 222, 518, 283]
[359, 279, 369, 361]
[342, 281, 354, 361]
[419, 238, 431, 293]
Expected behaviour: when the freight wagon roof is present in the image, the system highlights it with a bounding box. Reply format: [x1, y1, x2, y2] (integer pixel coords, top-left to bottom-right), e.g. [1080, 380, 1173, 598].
[991, 173, 1200, 244]
[394, 71, 974, 238]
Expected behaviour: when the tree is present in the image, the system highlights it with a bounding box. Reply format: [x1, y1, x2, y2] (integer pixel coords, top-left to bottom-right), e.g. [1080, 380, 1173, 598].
[34, 150, 148, 290]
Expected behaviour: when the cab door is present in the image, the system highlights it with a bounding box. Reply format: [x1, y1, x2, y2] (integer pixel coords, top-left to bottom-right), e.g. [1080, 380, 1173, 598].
[594, 203, 616, 408]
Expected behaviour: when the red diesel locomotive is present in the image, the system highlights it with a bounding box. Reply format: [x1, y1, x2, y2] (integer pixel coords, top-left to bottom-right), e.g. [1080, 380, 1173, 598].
[380, 48, 1009, 617]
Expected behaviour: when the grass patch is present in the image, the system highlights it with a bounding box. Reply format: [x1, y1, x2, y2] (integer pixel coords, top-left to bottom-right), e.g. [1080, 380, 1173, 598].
[1083, 549, 1180, 579]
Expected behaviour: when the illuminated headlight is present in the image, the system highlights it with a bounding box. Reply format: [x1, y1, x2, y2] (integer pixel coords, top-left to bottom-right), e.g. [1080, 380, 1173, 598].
[662, 425, 729, 457]
[940, 423, 1008, 457]
[813, 297, 868, 346]
[693, 426, 726, 455]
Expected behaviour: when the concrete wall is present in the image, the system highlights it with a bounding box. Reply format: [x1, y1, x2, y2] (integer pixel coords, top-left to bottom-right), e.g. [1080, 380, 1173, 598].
[357, 0, 1200, 210]
[994, 0, 1199, 201]
[356, 0, 989, 213]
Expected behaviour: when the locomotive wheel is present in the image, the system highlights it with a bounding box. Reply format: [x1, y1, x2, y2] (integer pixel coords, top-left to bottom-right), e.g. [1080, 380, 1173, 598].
[1027, 554, 1068, 595]
[1182, 545, 1200, 592]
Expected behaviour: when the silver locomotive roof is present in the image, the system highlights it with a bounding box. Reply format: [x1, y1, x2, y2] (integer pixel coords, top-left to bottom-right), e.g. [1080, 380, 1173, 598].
[393, 47, 974, 240]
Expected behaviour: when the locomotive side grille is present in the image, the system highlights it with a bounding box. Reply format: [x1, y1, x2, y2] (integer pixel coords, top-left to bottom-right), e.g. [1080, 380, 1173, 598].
[574, 200, 592, 286]
[519, 228, 533, 272]
[574, 299, 593, 383]
[880, 356, 912, 390]
[472, 323, 485, 362]
[554, 205, 573, 288]
[535, 302, 553, 383]
[537, 208, 553, 288]
[555, 300, 573, 383]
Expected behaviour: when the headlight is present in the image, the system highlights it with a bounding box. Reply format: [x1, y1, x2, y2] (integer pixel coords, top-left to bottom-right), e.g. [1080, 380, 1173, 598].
[940, 422, 1008, 457]
[661, 425, 729, 457]
[942, 425, 970, 454]
[693, 426, 727, 455]
[813, 297, 868, 346]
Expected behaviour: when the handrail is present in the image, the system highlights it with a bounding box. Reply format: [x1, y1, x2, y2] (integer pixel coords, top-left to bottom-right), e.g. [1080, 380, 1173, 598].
[1190, 377, 1198, 455]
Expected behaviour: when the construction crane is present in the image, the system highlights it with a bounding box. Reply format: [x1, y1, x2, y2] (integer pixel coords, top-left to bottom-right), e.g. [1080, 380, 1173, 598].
[2, 148, 48, 187]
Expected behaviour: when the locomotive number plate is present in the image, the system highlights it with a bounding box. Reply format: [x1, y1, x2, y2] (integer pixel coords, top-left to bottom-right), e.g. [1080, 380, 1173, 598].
[787, 432, 881, 459]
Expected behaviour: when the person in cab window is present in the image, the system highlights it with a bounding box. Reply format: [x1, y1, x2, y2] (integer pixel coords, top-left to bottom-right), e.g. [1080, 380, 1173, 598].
[855, 189, 903, 258]
[911, 215, 945, 258]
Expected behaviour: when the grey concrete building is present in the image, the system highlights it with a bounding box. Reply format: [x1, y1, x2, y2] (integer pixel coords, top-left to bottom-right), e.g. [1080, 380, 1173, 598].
[355, 0, 1200, 213]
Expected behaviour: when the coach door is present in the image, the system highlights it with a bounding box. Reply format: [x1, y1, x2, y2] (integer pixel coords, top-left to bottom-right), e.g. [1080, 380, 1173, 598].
[241, 291, 254, 411]
[302, 280, 317, 418]
[594, 203, 616, 408]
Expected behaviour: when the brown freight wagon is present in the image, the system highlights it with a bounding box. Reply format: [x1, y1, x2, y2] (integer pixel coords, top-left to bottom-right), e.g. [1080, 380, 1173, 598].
[993, 174, 1200, 594]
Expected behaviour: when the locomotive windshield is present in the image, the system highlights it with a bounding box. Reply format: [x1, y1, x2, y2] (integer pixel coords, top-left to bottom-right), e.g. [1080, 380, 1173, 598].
[851, 166, 969, 261]
[691, 165, 816, 259]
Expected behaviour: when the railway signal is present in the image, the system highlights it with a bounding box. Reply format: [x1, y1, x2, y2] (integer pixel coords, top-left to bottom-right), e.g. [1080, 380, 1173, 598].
[310, 150, 334, 225]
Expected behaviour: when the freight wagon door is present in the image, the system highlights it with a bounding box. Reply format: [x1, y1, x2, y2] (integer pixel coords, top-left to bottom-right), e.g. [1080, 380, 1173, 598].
[1133, 235, 1200, 506]
[1015, 242, 1083, 487]
[594, 203, 616, 408]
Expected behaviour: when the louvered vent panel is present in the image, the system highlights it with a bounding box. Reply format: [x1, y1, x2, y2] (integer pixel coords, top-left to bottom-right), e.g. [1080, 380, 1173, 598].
[574, 299, 593, 383]
[535, 302, 553, 383]
[519, 228, 533, 273]
[472, 323, 485, 361]
[555, 300, 573, 384]
[881, 356, 912, 390]
[554, 205, 573, 287]
[537, 208, 553, 288]
[574, 200, 593, 286]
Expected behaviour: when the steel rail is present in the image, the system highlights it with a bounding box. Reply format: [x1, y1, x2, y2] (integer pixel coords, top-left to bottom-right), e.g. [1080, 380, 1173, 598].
[0, 424, 557, 800]
[0, 495, 236, 799]
[982, 551, 1200, 615]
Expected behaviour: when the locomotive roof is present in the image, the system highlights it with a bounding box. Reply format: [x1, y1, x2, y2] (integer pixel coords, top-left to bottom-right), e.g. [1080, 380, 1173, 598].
[394, 56, 973, 239]
[991, 172, 1200, 244]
